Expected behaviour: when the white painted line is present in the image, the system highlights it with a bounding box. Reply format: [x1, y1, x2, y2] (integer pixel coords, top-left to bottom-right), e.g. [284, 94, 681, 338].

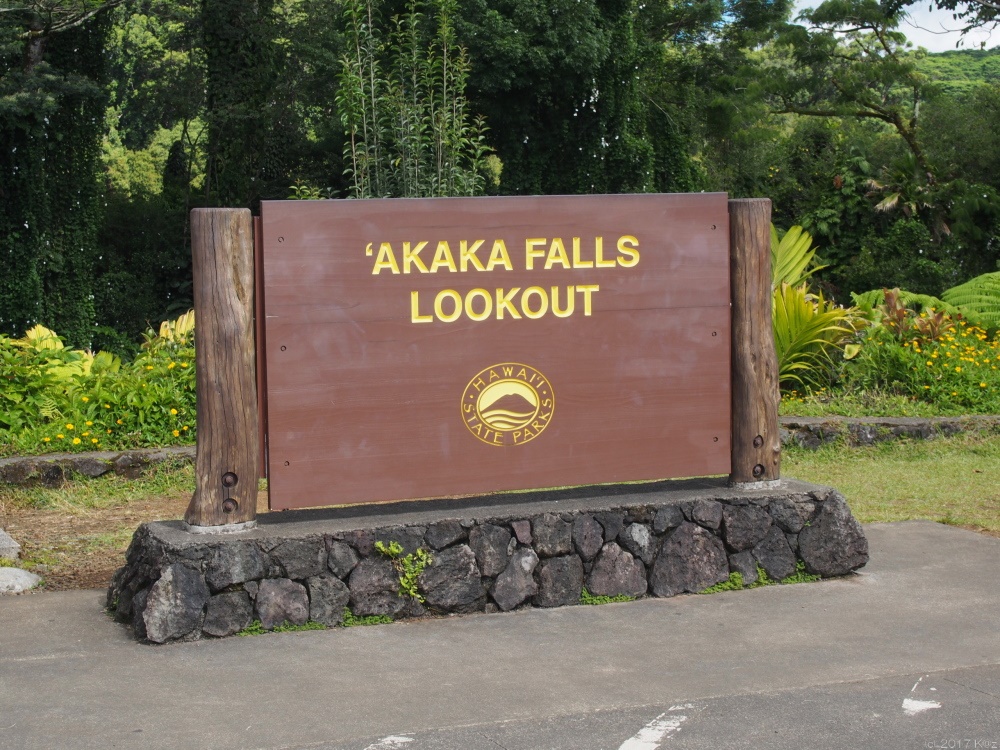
[902, 675, 941, 716]
[363, 736, 414, 750]
[902, 698, 942, 716]
[618, 711, 689, 750]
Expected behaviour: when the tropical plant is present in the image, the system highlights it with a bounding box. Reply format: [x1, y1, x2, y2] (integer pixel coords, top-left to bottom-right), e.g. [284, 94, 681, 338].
[772, 283, 856, 388]
[771, 224, 826, 288]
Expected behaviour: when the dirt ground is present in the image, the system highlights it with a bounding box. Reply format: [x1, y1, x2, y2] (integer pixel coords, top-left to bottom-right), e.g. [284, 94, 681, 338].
[0, 491, 269, 592]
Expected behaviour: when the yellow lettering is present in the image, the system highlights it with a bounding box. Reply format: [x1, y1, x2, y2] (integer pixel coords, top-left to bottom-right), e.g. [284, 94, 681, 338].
[544, 238, 571, 270]
[472, 377, 486, 391]
[410, 291, 433, 323]
[521, 287, 548, 319]
[572, 237, 593, 268]
[496, 287, 522, 319]
[551, 286, 575, 318]
[464, 288, 492, 321]
[617, 235, 640, 267]
[578, 284, 599, 315]
[502, 366, 513, 377]
[595, 236, 615, 268]
[460, 240, 486, 272]
[434, 289, 462, 322]
[487, 240, 513, 271]
[403, 241, 429, 274]
[372, 242, 400, 275]
[525, 238, 546, 270]
[430, 241, 457, 273]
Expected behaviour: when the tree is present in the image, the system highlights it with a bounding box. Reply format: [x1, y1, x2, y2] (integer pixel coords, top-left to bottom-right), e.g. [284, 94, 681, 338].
[0, 0, 119, 343]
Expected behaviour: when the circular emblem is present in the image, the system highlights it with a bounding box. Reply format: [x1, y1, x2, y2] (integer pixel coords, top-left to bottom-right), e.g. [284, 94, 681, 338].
[461, 363, 555, 446]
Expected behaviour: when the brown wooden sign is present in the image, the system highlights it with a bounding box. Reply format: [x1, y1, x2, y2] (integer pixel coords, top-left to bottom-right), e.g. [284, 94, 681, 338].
[260, 194, 731, 510]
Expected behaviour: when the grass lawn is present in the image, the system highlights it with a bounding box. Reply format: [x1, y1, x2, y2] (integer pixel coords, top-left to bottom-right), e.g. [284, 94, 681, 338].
[784, 432, 1000, 535]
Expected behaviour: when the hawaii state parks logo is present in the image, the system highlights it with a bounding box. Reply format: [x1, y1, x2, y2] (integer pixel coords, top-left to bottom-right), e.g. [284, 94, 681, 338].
[461, 363, 555, 446]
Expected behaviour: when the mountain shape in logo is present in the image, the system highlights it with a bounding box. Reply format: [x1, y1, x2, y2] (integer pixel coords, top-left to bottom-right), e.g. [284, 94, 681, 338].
[480, 391, 538, 430]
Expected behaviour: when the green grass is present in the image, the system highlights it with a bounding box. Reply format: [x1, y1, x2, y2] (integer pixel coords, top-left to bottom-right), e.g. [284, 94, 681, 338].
[579, 586, 634, 605]
[784, 432, 1000, 533]
[780, 388, 956, 418]
[0, 460, 196, 513]
[236, 619, 327, 636]
[341, 609, 393, 626]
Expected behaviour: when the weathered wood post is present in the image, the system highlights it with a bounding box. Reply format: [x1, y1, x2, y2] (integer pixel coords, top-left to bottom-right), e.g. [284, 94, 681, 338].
[729, 198, 781, 485]
[184, 208, 260, 531]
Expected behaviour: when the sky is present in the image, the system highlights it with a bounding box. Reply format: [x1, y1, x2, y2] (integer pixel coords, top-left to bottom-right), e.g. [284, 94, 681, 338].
[792, 1, 998, 52]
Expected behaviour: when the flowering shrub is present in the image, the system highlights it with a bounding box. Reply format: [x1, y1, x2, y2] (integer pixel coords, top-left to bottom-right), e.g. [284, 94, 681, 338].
[0, 314, 196, 457]
[841, 316, 1000, 414]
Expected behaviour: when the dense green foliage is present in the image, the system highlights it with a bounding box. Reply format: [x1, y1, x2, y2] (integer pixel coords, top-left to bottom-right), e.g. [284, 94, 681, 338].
[2, 0, 999, 358]
[0, 313, 196, 457]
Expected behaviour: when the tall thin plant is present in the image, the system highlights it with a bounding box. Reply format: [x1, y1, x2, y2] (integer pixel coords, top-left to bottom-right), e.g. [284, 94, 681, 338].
[337, 0, 494, 198]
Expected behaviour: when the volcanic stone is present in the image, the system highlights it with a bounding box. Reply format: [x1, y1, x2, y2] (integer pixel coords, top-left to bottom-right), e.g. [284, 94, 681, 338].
[272, 538, 327, 580]
[511, 520, 533, 545]
[572, 515, 604, 561]
[203, 591, 253, 637]
[255, 578, 309, 629]
[722, 505, 773, 552]
[587, 543, 647, 598]
[348, 558, 407, 618]
[692, 500, 723, 530]
[491, 548, 539, 611]
[306, 573, 351, 626]
[131, 588, 150, 640]
[799, 491, 869, 576]
[419, 544, 486, 613]
[0, 528, 21, 560]
[618, 523, 655, 566]
[469, 524, 512, 577]
[68, 456, 111, 478]
[204, 542, 267, 592]
[593, 512, 625, 542]
[340, 529, 375, 556]
[537, 555, 585, 607]
[649, 522, 728, 597]
[142, 564, 210, 643]
[769, 497, 816, 533]
[728, 551, 759, 586]
[752, 526, 798, 581]
[533, 514, 573, 557]
[326, 539, 360, 579]
[653, 506, 684, 534]
[424, 520, 466, 550]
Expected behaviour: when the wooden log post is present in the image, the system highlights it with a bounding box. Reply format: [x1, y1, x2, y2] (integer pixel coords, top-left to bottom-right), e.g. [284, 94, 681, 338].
[729, 198, 781, 486]
[185, 208, 260, 530]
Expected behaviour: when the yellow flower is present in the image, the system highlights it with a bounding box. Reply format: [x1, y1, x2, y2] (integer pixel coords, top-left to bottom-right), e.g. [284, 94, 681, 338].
[180, 362, 188, 368]
[923, 385, 930, 389]
[57, 434, 64, 439]
[116, 419, 123, 425]
[170, 408, 178, 415]
[66, 423, 74, 430]
[42, 437, 51, 442]
[182, 425, 189, 431]
[955, 366, 962, 373]
[981, 382, 987, 388]
[85, 421, 92, 426]
[72, 437, 81, 445]
[172, 429, 180, 437]
[104, 403, 111, 409]
[82, 431, 89, 437]
[926, 361, 933, 367]
[951, 391, 958, 396]
[168, 362, 176, 369]
[81, 396, 89, 402]
[91, 438, 98, 444]
[106, 430, 112, 434]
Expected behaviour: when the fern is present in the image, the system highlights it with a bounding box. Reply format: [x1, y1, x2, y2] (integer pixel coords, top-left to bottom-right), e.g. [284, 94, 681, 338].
[38, 396, 62, 421]
[941, 272, 1000, 329]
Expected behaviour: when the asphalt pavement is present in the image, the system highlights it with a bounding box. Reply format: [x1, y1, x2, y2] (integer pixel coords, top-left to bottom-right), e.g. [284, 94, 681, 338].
[1, 520, 998, 750]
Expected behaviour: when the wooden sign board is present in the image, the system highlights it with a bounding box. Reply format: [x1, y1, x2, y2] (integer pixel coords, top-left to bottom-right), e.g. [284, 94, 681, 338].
[260, 194, 731, 510]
